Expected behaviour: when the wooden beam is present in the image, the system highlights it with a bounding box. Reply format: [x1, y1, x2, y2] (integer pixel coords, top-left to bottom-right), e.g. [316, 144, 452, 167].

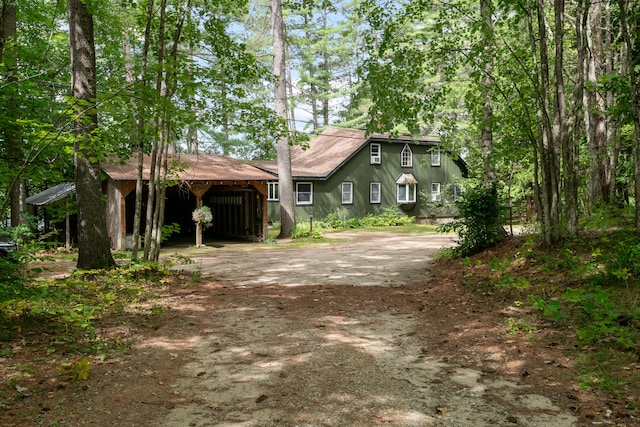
[121, 180, 136, 197]
[187, 181, 213, 198]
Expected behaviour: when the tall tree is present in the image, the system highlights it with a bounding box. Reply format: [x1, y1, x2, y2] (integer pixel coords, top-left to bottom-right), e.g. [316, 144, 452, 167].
[479, 0, 495, 185]
[0, 0, 26, 226]
[68, 0, 115, 269]
[272, 0, 295, 238]
[617, 0, 640, 227]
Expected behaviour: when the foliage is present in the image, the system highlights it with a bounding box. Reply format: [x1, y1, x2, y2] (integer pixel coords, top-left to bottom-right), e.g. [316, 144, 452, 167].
[292, 225, 323, 240]
[531, 285, 639, 351]
[420, 198, 459, 218]
[318, 205, 415, 229]
[58, 356, 91, 381]
[161, 223, 181, 243]
[449, 222, 640, 395]
[323, 207, 352, 229]
[0, 263, 174, 345]
[360, 206, 415, 227]
[438, 183, 505, 256]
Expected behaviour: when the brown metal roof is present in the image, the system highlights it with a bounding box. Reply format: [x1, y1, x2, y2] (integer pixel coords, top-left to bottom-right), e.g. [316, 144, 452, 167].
[252, 127, 440, 180]
[103, 153, 275, 182]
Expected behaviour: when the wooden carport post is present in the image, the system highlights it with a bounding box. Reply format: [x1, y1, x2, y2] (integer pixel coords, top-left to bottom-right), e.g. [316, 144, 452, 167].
[251, 181, 269, 241]
[188, 181, 213, 247]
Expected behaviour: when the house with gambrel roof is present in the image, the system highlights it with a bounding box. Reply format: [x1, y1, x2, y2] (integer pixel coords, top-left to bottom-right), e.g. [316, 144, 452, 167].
[252, 127, 467, 223]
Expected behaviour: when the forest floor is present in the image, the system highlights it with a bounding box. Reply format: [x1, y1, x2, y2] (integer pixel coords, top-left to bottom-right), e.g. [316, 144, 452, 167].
[1, 230, 638, 426]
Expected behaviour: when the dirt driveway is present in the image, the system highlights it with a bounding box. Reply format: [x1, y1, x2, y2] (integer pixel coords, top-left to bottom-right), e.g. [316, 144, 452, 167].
[29, 231, 589, 426]
[174, 231, 457, 287]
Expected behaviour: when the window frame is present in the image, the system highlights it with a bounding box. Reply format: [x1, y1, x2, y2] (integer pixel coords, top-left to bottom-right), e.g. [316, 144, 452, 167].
[401, 144, 413, 167]
[370, 143, 381, 164]
[431, 182, 441, 202]
[453, 183, 461, 201]
[431, 148, 441, 167]
[396, 183, 417, 203]
[370, 182, 381, 204]
[295, 182, 313, 205]
[267, 181, 279, 201]
[341, 181, 353, 204]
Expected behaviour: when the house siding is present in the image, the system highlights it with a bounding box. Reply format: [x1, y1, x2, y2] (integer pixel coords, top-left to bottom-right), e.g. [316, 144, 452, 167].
[267, 140, 464, 223]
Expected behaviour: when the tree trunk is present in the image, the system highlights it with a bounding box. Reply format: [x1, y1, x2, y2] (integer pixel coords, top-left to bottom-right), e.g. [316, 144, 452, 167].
[272, 0, 295, 238]
[533, 0, 561, 245]
[605, 2, 621, 205]
[569, 0, 587, 237]
[1, 0, 26, 227]
[144, 0, 167, 261]
[617, 0, 640, 228]
[68, 0, 115, 270]
[586, 0, 609, 205]
[480, 0, 495, 186]
[130, 0, 154, 261]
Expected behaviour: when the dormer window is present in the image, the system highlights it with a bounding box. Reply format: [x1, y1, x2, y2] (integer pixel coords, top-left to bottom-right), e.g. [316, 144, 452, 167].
[370, 143, 381, 164]
[401, 144, 413, 167]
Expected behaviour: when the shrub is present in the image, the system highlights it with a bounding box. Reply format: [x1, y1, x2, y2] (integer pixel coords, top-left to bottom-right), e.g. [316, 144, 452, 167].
[438, 183, 505, 256]
[324, 207, 351, 229]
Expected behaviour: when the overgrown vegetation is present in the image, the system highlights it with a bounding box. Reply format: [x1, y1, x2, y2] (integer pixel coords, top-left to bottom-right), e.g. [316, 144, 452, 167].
[444, 210, 640, 397]
[269, 206, 418, 241]
[317, 206, 416, 231]
[0, 254, 181, 393]
[438, 183, 505, 256]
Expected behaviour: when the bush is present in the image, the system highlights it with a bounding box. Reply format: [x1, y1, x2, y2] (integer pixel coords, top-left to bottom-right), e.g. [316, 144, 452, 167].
[438, 183, 505, 256]
[361, 206, 414, 227]
[324, 208, 351, 228]
[321, 206, 413, 229]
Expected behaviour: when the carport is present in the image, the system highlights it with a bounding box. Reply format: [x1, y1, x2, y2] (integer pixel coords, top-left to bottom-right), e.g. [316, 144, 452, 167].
[102, 154, 275, 251]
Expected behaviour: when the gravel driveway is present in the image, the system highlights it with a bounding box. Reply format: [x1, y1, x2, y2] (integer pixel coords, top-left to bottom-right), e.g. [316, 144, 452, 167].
[172, 231, 458, 287]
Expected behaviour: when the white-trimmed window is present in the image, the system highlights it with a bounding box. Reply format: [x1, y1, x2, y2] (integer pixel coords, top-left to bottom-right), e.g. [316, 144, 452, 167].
[454, 183, 462, 201]
[370, 143, 381, 164]
[401, 144, 413, 167]
[397, 183, 416, 203]
[296, 182, 313, 205]
[267, 182, 279, 201]
[341, 182, 353, 204]
[370, 182, 381, 204]
[431, 182, 441, 202]
[431, 148, 441, 166]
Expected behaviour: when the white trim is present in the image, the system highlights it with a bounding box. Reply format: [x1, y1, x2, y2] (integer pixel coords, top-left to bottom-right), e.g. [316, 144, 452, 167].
[397, 183, 416, 203]
[341, 182, 353, 204]
[370, 143, 381, 164]
[431, 148, 441, 166]
[370, 182, 381, 204]
[401, 144, 413, 167]
[267, 181, 279, 201]
[431, 182, 441, 202]
[296, 182, 313, 205]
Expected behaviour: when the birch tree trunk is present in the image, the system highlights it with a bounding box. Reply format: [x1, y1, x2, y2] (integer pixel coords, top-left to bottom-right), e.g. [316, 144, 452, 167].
[131, 0, 154, 261]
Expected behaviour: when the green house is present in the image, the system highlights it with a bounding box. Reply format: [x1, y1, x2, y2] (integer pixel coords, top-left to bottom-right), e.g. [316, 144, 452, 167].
[252, 127, 468, 223]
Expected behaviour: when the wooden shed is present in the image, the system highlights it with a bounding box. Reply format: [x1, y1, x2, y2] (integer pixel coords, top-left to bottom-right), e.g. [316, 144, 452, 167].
[102, 153, 274, 250]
